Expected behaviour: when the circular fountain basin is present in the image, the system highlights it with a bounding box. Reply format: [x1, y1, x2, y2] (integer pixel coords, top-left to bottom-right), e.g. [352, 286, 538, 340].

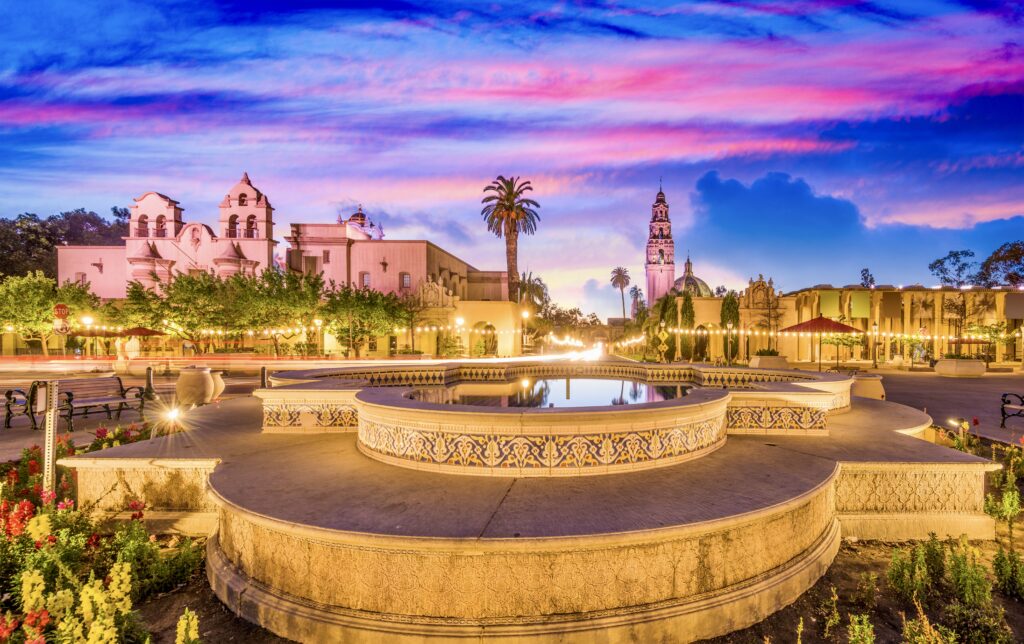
[408, 377, 694, 408]
[357, 383, 728, 477]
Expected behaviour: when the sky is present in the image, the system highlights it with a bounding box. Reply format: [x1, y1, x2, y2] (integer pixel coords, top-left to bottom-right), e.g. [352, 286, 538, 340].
[0, 0, 1021, 318]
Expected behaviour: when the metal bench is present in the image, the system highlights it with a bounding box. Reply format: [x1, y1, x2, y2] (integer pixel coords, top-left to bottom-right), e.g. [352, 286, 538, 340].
[4, 375, 145, 431]
[1002, 393, 1024, 428]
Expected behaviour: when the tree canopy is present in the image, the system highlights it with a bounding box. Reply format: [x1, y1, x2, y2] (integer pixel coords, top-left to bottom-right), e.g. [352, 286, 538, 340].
[0, 271, 98, 355]
[0, 208, 128, 278]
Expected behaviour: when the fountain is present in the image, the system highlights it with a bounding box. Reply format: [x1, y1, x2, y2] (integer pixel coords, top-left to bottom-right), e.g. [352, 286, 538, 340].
[64, 358, 996, 643]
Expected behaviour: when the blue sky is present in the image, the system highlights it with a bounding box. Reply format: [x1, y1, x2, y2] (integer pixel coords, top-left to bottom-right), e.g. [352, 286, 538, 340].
[0, 0, 1021, 317]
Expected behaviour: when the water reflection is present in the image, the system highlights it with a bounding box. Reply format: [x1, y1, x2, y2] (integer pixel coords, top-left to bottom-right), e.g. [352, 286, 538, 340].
[410, 378, 692, 409]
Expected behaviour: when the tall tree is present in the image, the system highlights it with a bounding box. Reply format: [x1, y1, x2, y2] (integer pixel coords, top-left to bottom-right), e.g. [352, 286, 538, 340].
[976, 241, 1024, 287]
[323, 284, 407, 357]
[0, 208, 129, 278]
[610, 267, 630, 319]
[228, 269, 325, 355]
[480, 176, 540, 302]
[720, 291, 740, 360]
[860, 268, 876, 288]
[929, 250, 981, 354]
[628, 285, 644, 316]
[0, 271, 98, 355]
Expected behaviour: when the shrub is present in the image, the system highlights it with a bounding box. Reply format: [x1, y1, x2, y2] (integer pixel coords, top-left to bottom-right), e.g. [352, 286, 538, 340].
[818, 585, 841, 639]
[888, 545, 932, 604]
[901, 600, 957, 643]
[942, 600, 1014, 644]
[854, 572, 877, 610]
[99, 519, 203, 601]
[992, 546, 1024, 599]
[754, 348, 779, 356]
[846, 614, 874, 643]
[947, 538, 991, 608]
[923, 533, 946, 582]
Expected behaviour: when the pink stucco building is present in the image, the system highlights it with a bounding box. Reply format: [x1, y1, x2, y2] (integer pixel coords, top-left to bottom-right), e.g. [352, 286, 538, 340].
[58, 173, 507, 302]
[56, 173, 522, 356]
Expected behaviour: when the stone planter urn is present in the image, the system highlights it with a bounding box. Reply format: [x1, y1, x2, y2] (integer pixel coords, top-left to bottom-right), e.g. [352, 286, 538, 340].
[852, 374, 885, 400]
[749, 355, 790, 370]
[210, 371, 226, 401]
[176, 366, 215, 405]
[935, 358, 987, 378]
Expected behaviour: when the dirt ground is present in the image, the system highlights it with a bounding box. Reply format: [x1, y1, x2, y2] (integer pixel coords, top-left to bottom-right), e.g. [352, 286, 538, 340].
[135, 536, 1024, 643]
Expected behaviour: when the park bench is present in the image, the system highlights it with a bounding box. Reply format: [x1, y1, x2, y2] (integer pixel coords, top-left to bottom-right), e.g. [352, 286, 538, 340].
[4, 375, 145, 432]
[1002, 393, 1024, 428]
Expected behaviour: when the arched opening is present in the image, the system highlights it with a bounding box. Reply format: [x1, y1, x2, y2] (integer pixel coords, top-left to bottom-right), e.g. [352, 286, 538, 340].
[154, 215, 167, 238]
[238, 193, 247, 206]
[136, 215, 149, 237]
[227, 215, 239, 238]
[245, 215, 258, 238]
[658, 249, 665, 265]
[694, 325, 709, 362]
[472, 322, 497, 357]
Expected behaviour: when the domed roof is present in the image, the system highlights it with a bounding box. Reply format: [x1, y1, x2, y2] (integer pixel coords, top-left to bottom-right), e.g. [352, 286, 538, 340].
[348, 205, 367, 226]
[673, 256, 712, 297]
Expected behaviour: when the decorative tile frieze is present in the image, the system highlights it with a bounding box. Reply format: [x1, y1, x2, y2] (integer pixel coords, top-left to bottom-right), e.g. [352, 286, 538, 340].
[726, 405, 827, 431]
[262, 402, 358, 431]
[835, 467, 985, 514]
[359, 416, 726, 471]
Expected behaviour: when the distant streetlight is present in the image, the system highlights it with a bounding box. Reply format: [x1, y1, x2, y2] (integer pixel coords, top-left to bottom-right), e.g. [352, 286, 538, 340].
[726, 321, 734, 366]
[871, 321, 879, 369]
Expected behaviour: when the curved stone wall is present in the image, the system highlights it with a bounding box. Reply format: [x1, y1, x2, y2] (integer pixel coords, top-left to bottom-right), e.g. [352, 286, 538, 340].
[356, 387, 729, 476]
[207, 472, 839, 642]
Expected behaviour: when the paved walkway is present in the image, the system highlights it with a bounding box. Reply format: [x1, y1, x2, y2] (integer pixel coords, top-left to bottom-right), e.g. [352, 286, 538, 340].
[0, 373, 258, 461]
[70, 395, 986, 539]
[874, 370, 1024, 444]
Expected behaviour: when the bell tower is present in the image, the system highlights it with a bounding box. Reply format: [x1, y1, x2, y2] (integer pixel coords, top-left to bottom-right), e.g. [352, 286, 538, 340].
[645, 185, 675, 303]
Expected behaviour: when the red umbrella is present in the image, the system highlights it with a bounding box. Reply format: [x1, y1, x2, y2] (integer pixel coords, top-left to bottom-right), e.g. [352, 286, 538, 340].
[779, 315, 862, 371]
[120, 327, 166, 337]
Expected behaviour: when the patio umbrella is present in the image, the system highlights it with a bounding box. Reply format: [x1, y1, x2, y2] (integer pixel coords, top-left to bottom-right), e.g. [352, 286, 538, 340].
[779, 315, 862, 371]
[119, 327, 166, 337]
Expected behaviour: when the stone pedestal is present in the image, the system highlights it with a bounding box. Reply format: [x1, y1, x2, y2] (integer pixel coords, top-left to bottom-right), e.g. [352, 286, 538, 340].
[934, 359, 986, 378]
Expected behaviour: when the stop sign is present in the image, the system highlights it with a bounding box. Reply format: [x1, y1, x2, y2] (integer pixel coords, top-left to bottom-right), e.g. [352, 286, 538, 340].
[53, 304, 69, 319]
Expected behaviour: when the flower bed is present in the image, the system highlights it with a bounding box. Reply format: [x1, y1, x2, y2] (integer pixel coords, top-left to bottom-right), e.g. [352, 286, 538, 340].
[0, 424, 203, 642]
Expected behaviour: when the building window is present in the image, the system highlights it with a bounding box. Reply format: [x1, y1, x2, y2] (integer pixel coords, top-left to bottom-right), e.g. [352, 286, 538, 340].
[245, 215, 258, 238]
[227, 215, 239, 238]
[322, 250, 330, 264]
[368, 337, 378, 351]
[74, 272, 87, 286]
[136, 215, 149, 237]
[401, 272, 411, 289]
[360, 272, 370, 288]
[155, 215, 167, 238]
[238, 193, 247, 206]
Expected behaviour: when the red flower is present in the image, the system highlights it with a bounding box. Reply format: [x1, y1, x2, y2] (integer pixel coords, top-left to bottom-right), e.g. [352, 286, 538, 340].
[39, 490, 56, 506]
[5, 500, 35, 537]
[94, 427, 108, 440]
[6, 469, 18, 486]
[47, 535, 56, 545]
[0, 614, 18, 638]
[86, 533, 101, 549]
[27, 460, 39, 476]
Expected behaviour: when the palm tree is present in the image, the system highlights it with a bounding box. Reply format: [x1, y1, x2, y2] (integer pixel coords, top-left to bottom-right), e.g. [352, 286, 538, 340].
[519, 271, 548, 310]
[629, 285, 644, 316]
[481, 176, 541, 302]
[610, 267, 630, 319]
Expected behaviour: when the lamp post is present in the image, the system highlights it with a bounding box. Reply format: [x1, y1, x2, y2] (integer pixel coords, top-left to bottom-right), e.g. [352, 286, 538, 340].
[726, 321, 734, 366]
[871, 321, 879, 369]
[313, 318, 323, 356]
[521, 310, 530, 356]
